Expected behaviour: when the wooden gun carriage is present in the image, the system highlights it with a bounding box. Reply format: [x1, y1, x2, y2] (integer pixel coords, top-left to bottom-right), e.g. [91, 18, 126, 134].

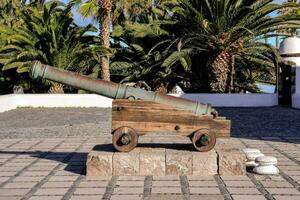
[31, 61, 231, 152]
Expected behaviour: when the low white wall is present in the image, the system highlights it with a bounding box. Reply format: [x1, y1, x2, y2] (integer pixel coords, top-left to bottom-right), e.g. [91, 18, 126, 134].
[0, 93, 278, 113]
[292, 93, 300, 109]
[0, 94, 112, 113]
[174, 93, 278, 107]
[0, 94, 18, 113]
[296, 67, 300, 94]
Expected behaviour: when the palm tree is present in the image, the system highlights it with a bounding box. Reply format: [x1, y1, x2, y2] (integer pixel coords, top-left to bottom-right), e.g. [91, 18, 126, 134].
[72, 0, 154, 81]
[278, 0, 299, 36]
[166, 0, 300, 92]
[0, 1, 100, 93]
[71, 0, 112, 81]
[112, 0, 300, 93]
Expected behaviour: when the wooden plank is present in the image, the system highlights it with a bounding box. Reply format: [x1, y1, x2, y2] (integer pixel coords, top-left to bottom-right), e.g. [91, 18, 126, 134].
[112, 121, 230, 138]
[111, 99, 231, 138]
[112, 109, 216, 126]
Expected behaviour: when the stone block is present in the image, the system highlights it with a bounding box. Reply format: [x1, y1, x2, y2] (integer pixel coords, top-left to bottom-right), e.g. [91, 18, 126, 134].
[140, 148, 165, 176]
[86, 151, 113, 176]
[166, 150, 192, 175]
[192, 150, 217, 176]
[113, 152, 139, 176]
[218, 149, 246, 175]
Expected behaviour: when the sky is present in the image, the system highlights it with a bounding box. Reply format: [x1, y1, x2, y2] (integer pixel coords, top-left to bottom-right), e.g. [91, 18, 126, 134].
[70, 0, 286, 26]
[68, 0, 290, 46]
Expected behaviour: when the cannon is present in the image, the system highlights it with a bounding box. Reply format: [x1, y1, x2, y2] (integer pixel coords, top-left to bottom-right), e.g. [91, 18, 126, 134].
[30, 61, 231, 152]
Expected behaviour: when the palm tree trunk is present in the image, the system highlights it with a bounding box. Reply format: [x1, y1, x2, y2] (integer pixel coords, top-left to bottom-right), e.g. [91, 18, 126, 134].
[99, 0, 112, 81]
[48, 82, 64, 94]
[209, 51, 231, 93]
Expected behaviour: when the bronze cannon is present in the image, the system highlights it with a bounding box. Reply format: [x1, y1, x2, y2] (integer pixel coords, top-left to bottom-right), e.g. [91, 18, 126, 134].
[30, 61, 231, 152]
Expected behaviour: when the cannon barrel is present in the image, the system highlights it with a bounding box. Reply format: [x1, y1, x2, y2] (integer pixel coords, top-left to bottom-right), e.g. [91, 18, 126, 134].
[30, 61, 215, 116]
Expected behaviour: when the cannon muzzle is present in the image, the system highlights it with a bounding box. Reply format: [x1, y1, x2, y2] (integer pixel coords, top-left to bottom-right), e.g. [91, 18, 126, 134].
[30, 61, 215, 116]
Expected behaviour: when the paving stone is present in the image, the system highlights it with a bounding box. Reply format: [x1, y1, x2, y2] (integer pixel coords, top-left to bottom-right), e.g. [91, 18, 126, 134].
[110, 194, 142, 200]
[41, 181, 74, 188]
[0, 188, 31, 196]
[13, 176, 44, 182]
[227, 187, 261, 195]
[4, 162, 30, 167]
[117, 176, 146, 181]
[151, 187, 182, 194]
[266, 188, 300, 195]
[149, 194, 182, 200]
[260, 181, 293, 188]
[166, 150, 192, 175]
[69, 195, 103, 200]
[221, 175, 250, 181]
[113, 187, 144, 194]
[273, 195, 300, 200]
[189, 187, 221, 194]
[78, 181, 108, 188]
[0, 166, 24, 172]
[231, 195, 267, 200]
[189, 194, 224, 200]
[115, 181, 144, 187]
[3, 182, 37, 189]
[48, 175, 79, 182]
[189, 180, 218, 187]
[187, 176, 215, 181]
[84, 176, 110, 181]
[224, 181, 255, 187]
[28, 196, 63, 200]
[192, 150, 218, 176]
[139, 148, 165, 176]
[113, 152, 139, 176]
[152, 181, 181, 187]
[54, 170, 82, 176]
[0, 197, 22, 200]
[0, 177, 10, 183]
[34, 188, 69, 195]
[218, 149, 246, 175]
[73, 188, 106, 195]
[21, 171, 50, 176]
[0, 171, 18, 177]
[153, 176, 180, 181]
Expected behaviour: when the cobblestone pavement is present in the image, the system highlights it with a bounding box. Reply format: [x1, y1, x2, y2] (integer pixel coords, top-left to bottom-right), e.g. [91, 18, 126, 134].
[0, 107, 299, 200]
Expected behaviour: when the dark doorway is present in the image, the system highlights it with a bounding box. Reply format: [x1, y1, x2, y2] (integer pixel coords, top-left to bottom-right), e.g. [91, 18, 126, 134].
[278, 61, 295, 106]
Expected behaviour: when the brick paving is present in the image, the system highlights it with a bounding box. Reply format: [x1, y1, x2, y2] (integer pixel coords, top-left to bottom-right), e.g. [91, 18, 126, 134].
[0, 107, 300, 199]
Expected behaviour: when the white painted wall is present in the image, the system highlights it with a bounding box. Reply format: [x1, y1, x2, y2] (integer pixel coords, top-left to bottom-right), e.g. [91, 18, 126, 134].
[0, 93, 278, 113]
[292, 94, 300, 109]
[292, 68, 300, 109]
[296, 67, 300, 94]
[0, 94, 18, 113]
[172, 93, 278, 107]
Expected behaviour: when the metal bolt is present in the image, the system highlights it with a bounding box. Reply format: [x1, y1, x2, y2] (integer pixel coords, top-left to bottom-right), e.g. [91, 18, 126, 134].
[200, 134, 211, 146]
[121, 134, 131, 145]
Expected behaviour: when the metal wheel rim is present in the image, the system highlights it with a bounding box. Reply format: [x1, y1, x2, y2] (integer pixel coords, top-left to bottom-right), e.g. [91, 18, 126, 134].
[192, 129, 216, 152]
[112, 126, 138, 152]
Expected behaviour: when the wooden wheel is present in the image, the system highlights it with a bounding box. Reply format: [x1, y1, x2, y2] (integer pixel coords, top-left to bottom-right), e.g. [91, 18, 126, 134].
[112, 126, 138, 152]
[192, 129, 216, 152]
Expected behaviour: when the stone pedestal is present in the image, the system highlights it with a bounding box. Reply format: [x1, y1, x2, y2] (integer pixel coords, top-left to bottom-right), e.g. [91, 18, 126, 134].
[86, 139, 246, 176]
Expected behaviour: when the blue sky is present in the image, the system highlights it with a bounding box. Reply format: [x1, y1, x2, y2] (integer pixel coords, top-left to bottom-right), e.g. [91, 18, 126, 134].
[70, 0, 286, 26]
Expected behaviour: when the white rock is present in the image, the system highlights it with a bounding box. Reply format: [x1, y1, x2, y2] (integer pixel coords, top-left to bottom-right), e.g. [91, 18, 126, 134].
[255, 156, 277, 166]
[246, 152, 264, 161]
[246, 160, 259, 168]
[243, 148, 261, 154]
[253, 165, 279, 175]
